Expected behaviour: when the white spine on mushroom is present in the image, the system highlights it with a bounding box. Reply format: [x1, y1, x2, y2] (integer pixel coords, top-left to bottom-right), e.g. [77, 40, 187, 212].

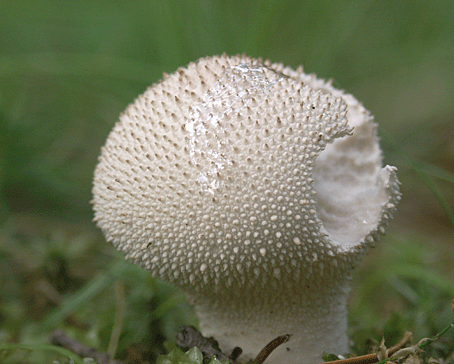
[92, 55, 400, 364]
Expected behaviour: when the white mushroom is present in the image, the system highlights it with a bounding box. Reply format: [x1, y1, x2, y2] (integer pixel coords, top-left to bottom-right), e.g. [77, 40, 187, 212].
[92, 55, 400, 364]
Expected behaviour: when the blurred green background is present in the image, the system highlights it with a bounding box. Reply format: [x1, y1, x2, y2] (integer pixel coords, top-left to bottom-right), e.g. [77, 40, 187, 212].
[1, 0, 453, 363]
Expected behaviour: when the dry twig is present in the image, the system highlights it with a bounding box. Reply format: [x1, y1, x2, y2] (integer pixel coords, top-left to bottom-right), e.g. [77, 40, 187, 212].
[319, 332, 413, 364]
[50, 329, 124, 364]
[251, 334, 292, 364]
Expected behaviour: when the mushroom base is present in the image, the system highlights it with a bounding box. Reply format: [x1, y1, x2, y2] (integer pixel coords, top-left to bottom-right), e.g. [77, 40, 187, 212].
[187, 280, 351, 364]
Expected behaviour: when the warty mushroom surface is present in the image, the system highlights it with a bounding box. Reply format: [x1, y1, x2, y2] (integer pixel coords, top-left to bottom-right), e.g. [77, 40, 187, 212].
[92, 54, 401, 364]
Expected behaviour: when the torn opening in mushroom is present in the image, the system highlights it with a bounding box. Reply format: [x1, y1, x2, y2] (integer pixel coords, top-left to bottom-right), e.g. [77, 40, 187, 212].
[313, 99, 394, 248]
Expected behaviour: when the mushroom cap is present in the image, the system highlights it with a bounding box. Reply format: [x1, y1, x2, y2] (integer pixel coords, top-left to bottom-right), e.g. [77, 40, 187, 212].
[92, 54, 400, 295]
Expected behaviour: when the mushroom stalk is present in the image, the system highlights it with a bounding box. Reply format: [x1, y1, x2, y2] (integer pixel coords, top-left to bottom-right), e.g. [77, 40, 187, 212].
[189, 271, 352, 363]
[92, 55, 400, 364]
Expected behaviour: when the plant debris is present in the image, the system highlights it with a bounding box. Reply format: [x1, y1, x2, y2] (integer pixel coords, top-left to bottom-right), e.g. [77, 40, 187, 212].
[176, 326, 232, 363]
[175, 326, 291, 364]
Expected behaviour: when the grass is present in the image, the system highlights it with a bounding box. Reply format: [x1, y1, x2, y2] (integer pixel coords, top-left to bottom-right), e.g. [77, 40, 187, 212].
[1, 0, 454, 363]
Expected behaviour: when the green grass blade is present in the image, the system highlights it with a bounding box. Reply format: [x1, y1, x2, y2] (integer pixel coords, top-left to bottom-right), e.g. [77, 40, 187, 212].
[41, 260, 129, 330]
[0, 343, 85, 364]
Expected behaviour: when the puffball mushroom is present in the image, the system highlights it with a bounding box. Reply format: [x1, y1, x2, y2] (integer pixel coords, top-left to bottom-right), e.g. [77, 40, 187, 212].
[92, 54, 400, 364]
